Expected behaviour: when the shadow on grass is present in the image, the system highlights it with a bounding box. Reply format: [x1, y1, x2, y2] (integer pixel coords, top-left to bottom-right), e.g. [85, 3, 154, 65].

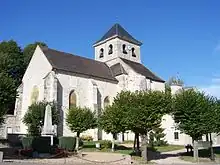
[180, 146, 220, 158]
[83, 142, 189, 161]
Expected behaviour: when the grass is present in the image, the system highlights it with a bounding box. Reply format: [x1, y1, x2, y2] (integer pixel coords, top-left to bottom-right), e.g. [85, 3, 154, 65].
[154, 145, 184, 152]
[122, 140, 134, 144]
[81, 141, 184, 155]
[81, 141, 133, 155]
[179, 147, 220, 163]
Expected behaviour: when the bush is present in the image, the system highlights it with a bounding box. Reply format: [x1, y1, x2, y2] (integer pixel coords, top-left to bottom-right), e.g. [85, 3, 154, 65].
[22, 137, 33, 149]
[59, 136, 76, 151]
[32, 136, 58, 153]
[23, 101, 59, 136]
[100, 140, 112, 149]
[81, 135, 93, 141]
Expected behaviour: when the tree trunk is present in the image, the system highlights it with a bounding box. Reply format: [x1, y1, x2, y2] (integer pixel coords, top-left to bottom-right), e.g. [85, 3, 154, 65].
[193, 139, 199, 162]
[206, 134, 209, 141]
[144, 132, 148, 162]
[112, 134, 115, 152]
[75, 132, 80, 151]
[133, 133, 137, 151]
[136, 133, 140, 152]
[209, 133, 215, 161]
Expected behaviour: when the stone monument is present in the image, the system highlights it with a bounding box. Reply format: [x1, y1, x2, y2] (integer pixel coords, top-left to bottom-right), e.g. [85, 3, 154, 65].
[42, 104, 54, 146]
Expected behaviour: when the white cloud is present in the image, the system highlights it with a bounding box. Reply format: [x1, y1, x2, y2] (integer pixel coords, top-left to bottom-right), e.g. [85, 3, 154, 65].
[200, 85, 220, 98]
[199, 78, 220, 98]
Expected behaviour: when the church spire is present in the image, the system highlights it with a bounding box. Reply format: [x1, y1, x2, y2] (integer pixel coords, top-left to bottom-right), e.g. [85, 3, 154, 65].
[93, 23, 142, 46]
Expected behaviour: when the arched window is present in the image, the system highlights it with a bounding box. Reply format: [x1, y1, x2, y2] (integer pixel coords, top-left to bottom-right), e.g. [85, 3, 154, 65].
[132, 48, 136, 57]
[69, 90, 77, 109]
[31, 85, 39, 104]
[104, 96, 110, 109]
[122, 44, 127, 54]
[108, 44, 113, 55]
[99, 48, 104, 58]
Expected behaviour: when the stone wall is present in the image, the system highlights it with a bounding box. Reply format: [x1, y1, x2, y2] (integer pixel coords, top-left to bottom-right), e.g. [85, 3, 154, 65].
[0, 84, 23, 139]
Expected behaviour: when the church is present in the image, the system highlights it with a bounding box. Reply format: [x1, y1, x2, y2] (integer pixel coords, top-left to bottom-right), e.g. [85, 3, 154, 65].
[2, 23, 217, 145]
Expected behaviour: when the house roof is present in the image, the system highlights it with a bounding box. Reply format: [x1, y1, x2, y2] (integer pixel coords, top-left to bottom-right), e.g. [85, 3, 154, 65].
[110, 63, 127, 77]
[40, 46, 117, 82]
[121, 58, 165, 82]
[94, 23, 142, 46]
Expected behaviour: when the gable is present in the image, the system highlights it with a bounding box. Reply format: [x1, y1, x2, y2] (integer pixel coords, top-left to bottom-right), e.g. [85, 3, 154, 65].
[22, 46, 52, 82]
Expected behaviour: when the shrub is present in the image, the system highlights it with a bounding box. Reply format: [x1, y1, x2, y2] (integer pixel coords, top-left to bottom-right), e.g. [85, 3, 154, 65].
[32, 136, 58, 153]
[81, 135, 93, 141]
[22, 137, 33, 149]
[23, 101, 59, 136]
[59, 136, 76, 151]
[100, 140, 112, 149]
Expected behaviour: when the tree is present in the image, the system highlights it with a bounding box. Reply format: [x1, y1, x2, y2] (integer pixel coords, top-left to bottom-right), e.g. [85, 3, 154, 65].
[172, 89, 214, 160]
[0, 40, 24, 86]
[99, 104, 127, 151]
[167, 76, 184, 86]
[66, 106, 96, 151]
[109, 90, 170, 160]
[0, 40, 24, 114]
[23, 101, 59, 136]
[149, 124, 167, 147]
[0, 72, 17, 125]
[23, 42, 47, 69]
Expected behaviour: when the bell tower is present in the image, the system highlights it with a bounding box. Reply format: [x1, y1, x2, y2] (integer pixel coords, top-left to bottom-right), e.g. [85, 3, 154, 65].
[93, 23, 142, 63]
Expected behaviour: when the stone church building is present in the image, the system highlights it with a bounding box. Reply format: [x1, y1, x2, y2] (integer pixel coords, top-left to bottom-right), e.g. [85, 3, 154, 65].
[2, 23, 220, 145]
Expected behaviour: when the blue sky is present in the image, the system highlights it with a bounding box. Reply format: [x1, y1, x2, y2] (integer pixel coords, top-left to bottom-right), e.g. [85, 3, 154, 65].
[1, 0, 220, 96]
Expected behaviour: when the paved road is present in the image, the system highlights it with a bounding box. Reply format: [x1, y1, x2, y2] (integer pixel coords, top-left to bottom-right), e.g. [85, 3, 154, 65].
[0, 163, 219, 165]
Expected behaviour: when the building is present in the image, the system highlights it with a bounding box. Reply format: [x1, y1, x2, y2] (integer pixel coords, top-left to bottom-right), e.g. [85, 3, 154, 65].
[2, 23, 217, 145]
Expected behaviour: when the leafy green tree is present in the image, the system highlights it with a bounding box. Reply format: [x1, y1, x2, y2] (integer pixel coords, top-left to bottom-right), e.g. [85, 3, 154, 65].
[0, 40, 24, 114]
[172, 89, 215, 160]
[23, 101, 59, 136]
[0, 40, 24, 86]
[0, 72, 17, 125]
[149, 124, 167, 147]
[167, 76, 184, 86]
[23, 42, 47, 68]
[99, 104, 127, 151]
[66, 107, 96, 151]
[173, 89, 210, 140]
[110, 90, 170, 160]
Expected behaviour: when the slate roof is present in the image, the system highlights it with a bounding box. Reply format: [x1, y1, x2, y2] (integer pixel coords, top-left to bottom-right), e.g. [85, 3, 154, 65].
[94, 23, 142, 46]
[110, 63, 127, 77]
[40, 46, 117, 82]
[121, 58, 165, 82]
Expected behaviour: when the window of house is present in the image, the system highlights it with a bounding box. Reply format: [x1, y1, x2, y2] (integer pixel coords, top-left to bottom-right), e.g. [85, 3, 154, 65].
[104, 96, 110, 109]
[132, 48, 136, 57]
[69, 90, 77, 109]
[174, 132, 179, 140]
[122, 44, 127, 54]
[108, 44, 113, 55]
[99, 48, 104, 58]
[31, 85, 39, 104]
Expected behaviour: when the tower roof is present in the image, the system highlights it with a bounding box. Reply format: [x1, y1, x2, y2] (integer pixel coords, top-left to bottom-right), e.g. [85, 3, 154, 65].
[94, 23, 142, 46]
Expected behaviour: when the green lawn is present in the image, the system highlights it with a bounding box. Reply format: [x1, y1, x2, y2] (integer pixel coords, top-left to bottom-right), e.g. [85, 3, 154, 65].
[81, 141, 133, 155]
[154, 145, 184, 152]
[81, 141, 184, 155]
